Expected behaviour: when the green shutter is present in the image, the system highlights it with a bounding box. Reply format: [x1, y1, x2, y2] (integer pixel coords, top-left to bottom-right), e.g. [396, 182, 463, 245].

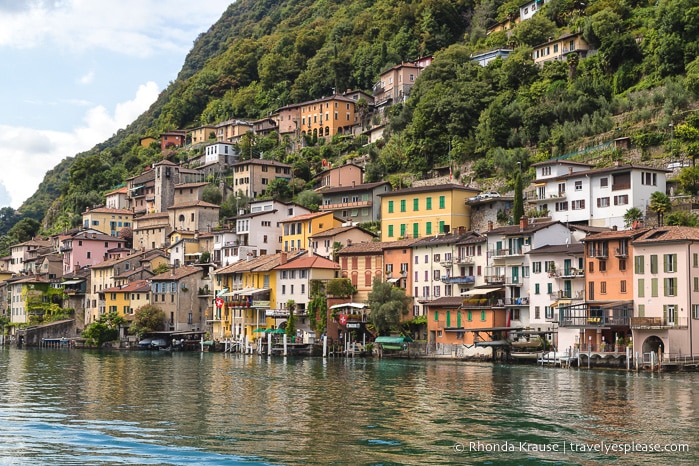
[651, 278, 658, 297]
[651, 255, 658, 274]
[638, 304, 645, 318]
[388, 225, 394, 237]
[663, 305, 667, 325]
[547, 283, 553, 294]
[439, 220, 445, 233]
[439, 195, 446, 209]
[535, 283, 540, 295]
[426, 197, 432, 210]
[400, 224, 406, 237]
[663, 278, 668, 297]
[413, 198, 419, 211]
[468, 310, 472, 321]
[413, 223, 419, 238]
[481, 310, 486, 321]
[457, 311, 461, 327]
[446, 310, 451, 327]
[388, 201, 394, 213]
[434, 310, 439, 321]
[637, 278, 644, 297]
[426, 222, 432, 235]
[400, 199, 406, 212]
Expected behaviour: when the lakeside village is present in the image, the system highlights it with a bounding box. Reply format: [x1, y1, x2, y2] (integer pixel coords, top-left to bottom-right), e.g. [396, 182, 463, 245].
[2, 47, 698, 371]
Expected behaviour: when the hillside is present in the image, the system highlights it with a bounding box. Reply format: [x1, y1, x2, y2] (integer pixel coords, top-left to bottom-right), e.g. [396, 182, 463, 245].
[8, 0, 699, 247]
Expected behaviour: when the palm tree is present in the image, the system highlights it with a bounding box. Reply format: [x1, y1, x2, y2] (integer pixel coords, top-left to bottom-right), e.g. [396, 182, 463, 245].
[623, 207, 644, 228]
[649, 191, 671, 226]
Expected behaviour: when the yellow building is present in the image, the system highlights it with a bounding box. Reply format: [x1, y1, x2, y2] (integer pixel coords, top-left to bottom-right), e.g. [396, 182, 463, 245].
[82, 207, 134, 236]
[103, 279, 151, 318]
[213, 252, 296, 342]
[280, 211, 342, 252]
[378, 184, 479, 242]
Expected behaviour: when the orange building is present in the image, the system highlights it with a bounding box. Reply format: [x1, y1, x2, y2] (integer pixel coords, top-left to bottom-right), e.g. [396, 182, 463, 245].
[428, 294, 507, 346]
[298, 94, 358, 139]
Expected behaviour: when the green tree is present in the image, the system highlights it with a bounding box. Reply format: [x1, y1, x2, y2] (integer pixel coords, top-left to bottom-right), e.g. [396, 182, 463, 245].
[202, 184, 223, 205]
[623, 207, 644, 228]
[666, 211, 699, 226]
[678, 166, 699, 195]
[130, 305, 166, 339]
[7, 218, 41, 243]
[512, 171, 524, 224]
[152, 263, 170, 275]
[649, 191, 672, 226]
[82, 311, 126, 347]
[326, 278, 356, 298]
[264, 178, 292, 201]
[295, 190, 322, 211]
[308, 280, 327, 336]
[285, 300, 296, 337]
[367, 278, 411, 336]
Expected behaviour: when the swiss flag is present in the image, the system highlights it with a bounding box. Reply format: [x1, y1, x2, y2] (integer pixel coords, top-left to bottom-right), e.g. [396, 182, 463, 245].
[339, 314, 348, 325]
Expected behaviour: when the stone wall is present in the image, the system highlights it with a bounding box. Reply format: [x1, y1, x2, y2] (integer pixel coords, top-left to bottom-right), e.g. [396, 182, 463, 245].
[17, 320, 77, 347]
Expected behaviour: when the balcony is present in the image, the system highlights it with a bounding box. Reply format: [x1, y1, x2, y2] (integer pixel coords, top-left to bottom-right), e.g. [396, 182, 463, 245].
[440, 259, 454, 267]
[489, 248, 525, 258]
[630, 316, 688, 329]
[549, 290, 585, 300]
[320, 200, 372, 211]
[461, 298, 502, 308]
[614, 247, 629, 258]
[441, 275, 475, 284]
[590, 249, 608, 259]
[456, 256, 475, 265]
[504, 297, 529, 306]
[485, 274, 505, 284]
[59, 246, 72, 252]
[559, 268, 585, 279]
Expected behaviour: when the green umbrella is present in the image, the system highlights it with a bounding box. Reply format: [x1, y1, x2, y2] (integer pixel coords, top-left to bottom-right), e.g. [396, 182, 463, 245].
[272, 328, 286, 334]
[253, 328, 267, 333]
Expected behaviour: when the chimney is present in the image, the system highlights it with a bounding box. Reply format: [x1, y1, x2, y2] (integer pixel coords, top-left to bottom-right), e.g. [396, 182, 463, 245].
[612, 225, 618, 231]
[520, 217, 528, 231]
[614, 160, 621, 167]
[568, 167, 573, 175]
[487, 220, 493, 231]
[280, 252, 288, 264]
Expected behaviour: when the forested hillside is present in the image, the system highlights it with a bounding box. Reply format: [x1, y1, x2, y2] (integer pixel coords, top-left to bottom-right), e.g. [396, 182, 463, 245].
[5, 0, 699, 250]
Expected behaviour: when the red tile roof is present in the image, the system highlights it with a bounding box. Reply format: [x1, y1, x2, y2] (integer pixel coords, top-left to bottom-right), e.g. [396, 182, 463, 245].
[275, 254, 340, 270]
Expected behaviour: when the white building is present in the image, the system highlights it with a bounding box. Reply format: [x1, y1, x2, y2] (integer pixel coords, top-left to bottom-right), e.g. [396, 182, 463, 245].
[527, 161, 670, 229]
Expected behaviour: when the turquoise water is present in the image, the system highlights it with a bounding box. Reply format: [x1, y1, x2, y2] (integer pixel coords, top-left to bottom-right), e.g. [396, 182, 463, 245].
[0, 348, 697, 465]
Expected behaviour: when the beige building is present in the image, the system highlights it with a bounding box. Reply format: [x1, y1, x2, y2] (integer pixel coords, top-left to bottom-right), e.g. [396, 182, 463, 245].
[532, 32, 591, 66]
[373, 57, 432, 109]
[82, 207, 133, 236]
[133, 212, 171, 251]
[216, 119, 253, 143]
[231, 159, 292, 198]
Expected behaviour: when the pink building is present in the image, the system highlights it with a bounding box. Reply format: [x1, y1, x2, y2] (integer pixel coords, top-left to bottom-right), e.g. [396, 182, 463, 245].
[61, 229, 126, 274]
[314, 163, 364, 191]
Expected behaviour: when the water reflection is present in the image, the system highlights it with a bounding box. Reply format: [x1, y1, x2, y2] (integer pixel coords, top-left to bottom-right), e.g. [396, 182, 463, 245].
[1, 348, 698, 464]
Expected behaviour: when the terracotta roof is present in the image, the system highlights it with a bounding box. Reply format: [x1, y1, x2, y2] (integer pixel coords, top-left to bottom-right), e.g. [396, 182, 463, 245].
[633, 226, 699, 244]
[103, 279, 151, 293]
[531, 160, 593, 168]
[231, 159, 291, 168]
[280, 211, 333, 223]
[151, 265, 203, 281]
[83, 207, 133, 215]
[527, 243, 585, 255]
[169, 200, 220, 209]
[175, 182, 210, 189]
[275, 254, 340, 270]
[134, 212, 169, 220]
[70, 230, 125, 242]
[414, 232, 482, 247]
[425, 297, 464, 307]
[105, 186, 129, 195]
[552, 164, 670, 182]
[214, 252, 304, 275]
[377, 183, 478, 197]
[12, 275, 51, 285]
[381, 237, 423, 249]
[582, 228, 650, 242]
[319, 181, 389, 195]
[486, 221, 560, 236]
[309, 226, 372, 238]
[337, 241, 384, 255]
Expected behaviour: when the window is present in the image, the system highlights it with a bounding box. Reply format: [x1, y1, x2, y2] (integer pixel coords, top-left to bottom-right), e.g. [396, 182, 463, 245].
[545, 306, 554, 319]
[693, 304, 699, 320]
[388, 201, 394, 213]
[637, 279, 644, 297]
[619, 259, 626, 271]
[434, 254, 441, 262]
[575, 181, 583, 191]
[388, 225, 394, 237]
[694, 253, 698, 268]
[572, 200, 585, 210]
[434, 310, 439, 321]
[634, 255, 645, 274]
[555, 202, 568, 211]
[534, 283, 540, 295]
[599, 260, 606, 272]
[641, 172, 657, 186]
[664, 254, 678, 273]
[600, 281, 607, 294]
[426, 197, 432, 210]
[400, 199, 406, 212]
[426, 222, 432, 235]
[620, 280, 627, 293]
[481, 310, 486, 321]
[433, 270, 440, 280]
[614, 195, 629, 205]
[600, 177, 608, 187]
[400, 224, 406, 237]
[664, 277, 677, 296]
[532, 262, 542, 273]
[666, 305, 676, 325]
[651, 278, 658, 297]
[439, 196, 446, 209]
[413, 198, 419, 211]
[433, 286, 440, 297]
[650, 255, 658, 274]
[597, 197, 610, 207]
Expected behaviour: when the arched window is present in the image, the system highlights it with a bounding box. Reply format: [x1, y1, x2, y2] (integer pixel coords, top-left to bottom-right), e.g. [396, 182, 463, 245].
[325, 126, 330, 136]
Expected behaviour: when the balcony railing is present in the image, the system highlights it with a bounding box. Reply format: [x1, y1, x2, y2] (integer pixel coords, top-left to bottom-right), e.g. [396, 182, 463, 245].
[456, 256, 475, 265]
[549, 290, 585, 300]
[461, 298, 502, 308]
[485, 274, 506, 284]
[320, 200, 372, 210]
[441, 275, 475, 284]
[559, 268, 585, 278]
[631, 316, 688, 328]
[504, 297, 529, 306]
[489, 248, 525, 258]
[614, 247, 629, 258]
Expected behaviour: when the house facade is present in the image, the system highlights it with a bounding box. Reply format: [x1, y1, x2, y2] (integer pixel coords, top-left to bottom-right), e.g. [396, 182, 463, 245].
[61, 229, 126, 274]
[314, 164, 364, 191]
[319, 181, 390, 223]
[151, 265, 208, 332]
[280, 211, 342, 253]
[379, 184, 479, 242]
[231, 159, 292, 199]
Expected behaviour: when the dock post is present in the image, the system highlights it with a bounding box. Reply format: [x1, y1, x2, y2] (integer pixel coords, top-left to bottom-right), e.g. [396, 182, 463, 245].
[626, 346, 630, 371]
[267, 332, 272, 356]
[283, 334, 288, 356]
[323, 335, 327, 358]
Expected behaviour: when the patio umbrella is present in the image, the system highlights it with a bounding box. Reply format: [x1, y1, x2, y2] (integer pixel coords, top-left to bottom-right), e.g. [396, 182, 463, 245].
[253, 328, 267, 333]
[272, 328, 286, 334]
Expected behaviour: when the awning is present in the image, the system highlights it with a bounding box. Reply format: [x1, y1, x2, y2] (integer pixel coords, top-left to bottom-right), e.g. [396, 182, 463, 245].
[61, 280, 83, 285]
[387, 278, 400, 283]
[329, 302, 366, 310]
[475, 340, 511, 347]
[238, 288, 270, 296]
[462, 287, 503, 296]
[219, 291, 237, 297]
[375, 335, 413, 344]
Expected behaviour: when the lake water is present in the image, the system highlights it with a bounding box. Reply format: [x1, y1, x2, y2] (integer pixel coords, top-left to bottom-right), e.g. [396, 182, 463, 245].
[0, 347, 697, 465]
